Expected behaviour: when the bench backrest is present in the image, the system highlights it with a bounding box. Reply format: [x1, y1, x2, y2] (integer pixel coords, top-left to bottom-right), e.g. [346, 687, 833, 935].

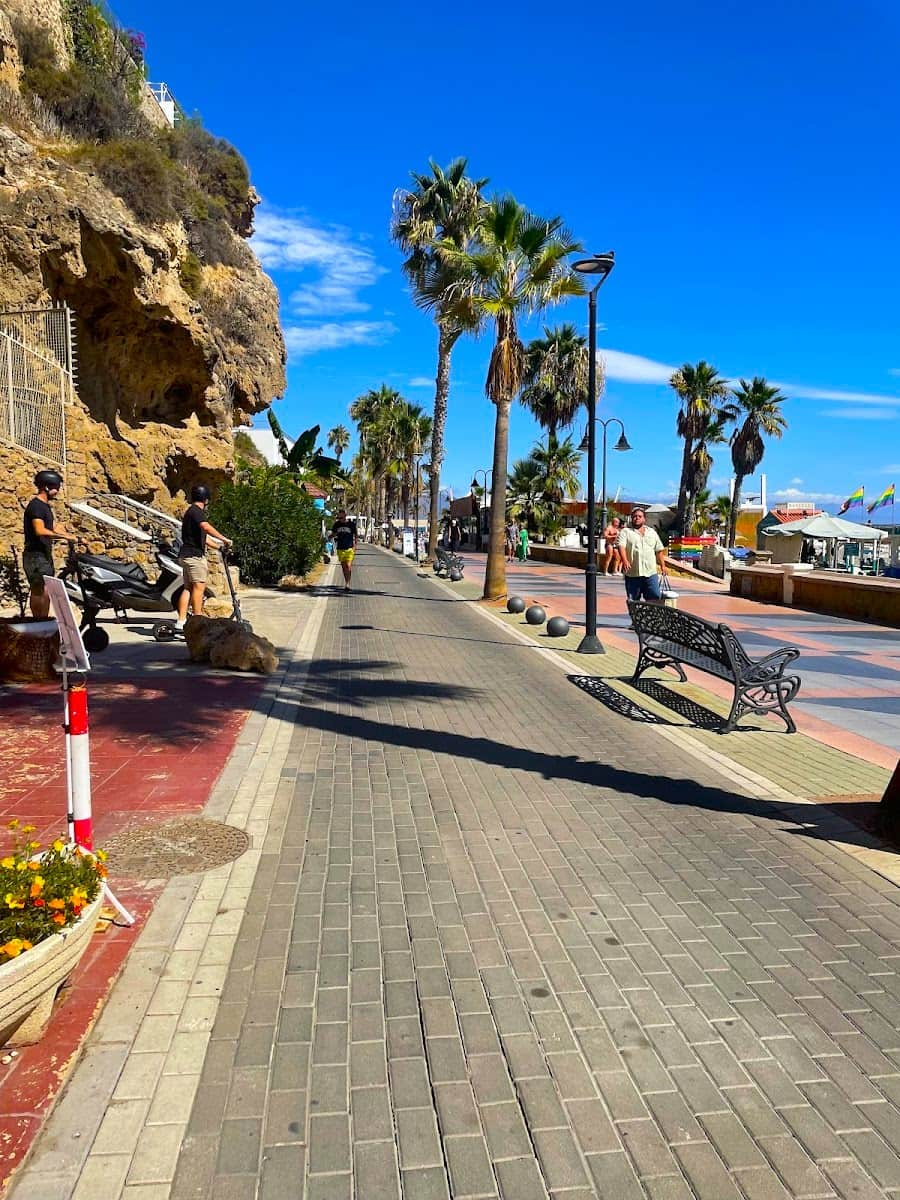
[627, 601, 750, 673]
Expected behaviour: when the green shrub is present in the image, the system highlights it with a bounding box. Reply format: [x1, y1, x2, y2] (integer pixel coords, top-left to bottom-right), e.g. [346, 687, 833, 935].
[211, 468, 324, 586]
[168, 121, 252, 234]
[71, 138, 182, 223]
[23, 61, 147, 141]
[179, 250, 203, 297]
[12, 20, 56, 72]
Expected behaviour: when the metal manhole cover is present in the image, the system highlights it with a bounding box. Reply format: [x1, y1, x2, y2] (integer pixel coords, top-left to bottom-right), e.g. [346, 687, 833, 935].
[102, 818, 250, 879]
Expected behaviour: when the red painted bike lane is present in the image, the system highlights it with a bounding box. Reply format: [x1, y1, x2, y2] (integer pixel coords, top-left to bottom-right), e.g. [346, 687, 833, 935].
[0, 671, 264, 1186]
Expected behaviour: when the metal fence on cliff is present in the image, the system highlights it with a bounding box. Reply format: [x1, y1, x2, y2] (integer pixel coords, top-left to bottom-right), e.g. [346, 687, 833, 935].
[0, 326, 70, 469]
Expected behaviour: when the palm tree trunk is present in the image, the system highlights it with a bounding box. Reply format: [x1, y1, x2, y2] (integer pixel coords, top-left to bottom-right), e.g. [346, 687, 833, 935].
[728, 475, 745, 548]
[675, 431, 693, 536]
[484, 398, 511, 599]
[427, 325, 460, 557]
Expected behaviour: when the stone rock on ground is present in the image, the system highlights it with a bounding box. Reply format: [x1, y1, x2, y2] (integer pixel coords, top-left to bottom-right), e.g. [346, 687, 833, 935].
[184, 616, 278, 674]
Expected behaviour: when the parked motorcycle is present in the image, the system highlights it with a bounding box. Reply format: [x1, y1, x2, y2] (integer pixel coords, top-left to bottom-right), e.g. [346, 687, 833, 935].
[60, 541, 192, 650]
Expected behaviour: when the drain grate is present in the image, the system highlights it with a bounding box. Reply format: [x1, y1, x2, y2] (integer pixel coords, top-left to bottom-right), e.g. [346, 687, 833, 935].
[101, 818, 249, 879]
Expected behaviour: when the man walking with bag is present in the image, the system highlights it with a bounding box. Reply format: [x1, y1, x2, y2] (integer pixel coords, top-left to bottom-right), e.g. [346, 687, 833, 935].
[616, 507, 667, 602]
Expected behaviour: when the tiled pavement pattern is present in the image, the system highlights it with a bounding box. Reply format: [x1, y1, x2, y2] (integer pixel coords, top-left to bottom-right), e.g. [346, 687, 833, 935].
[163, 547, 900, 1200]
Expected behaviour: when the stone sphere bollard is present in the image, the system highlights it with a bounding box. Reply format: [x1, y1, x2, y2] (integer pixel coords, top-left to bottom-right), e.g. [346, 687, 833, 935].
[449, 569, 462, 582]
[525, 605, 546, 626]
[507, 596, 526, 613]
[546, 616, 570, 637]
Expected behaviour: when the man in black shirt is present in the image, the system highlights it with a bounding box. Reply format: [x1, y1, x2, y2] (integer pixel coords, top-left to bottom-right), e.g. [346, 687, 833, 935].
[176, 485, 232, 629]
[22, 470, 76, 618]
[330, 509, 357, 591]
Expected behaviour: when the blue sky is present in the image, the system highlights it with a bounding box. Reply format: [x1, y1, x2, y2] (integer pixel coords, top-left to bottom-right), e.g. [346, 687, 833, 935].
[117, 0, 900, 511]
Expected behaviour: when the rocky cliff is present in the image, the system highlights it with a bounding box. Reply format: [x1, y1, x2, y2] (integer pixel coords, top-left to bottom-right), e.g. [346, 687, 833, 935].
[0, 0, 286, 561]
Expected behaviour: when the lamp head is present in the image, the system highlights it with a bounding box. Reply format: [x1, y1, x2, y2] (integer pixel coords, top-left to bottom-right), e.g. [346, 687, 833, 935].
[613, 432, 632, 452]
[578, 429, 590, 453]
[572, 251, 616, 281]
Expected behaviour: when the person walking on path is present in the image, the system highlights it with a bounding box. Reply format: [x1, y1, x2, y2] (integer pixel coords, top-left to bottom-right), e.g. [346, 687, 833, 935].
[175, 485, 231, 629]
[517, 524, 530, 561]
[449, 520, 461, 552]
[22, 469, 76, 618]
[617, 506, 667, 601]
[331, 508, 358, 590]
[505, 519, 518, 562]
[603, 515, 623, 575]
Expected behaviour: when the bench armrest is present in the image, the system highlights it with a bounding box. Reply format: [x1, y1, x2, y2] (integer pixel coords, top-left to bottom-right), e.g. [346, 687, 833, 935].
[742, 645, 800, 682]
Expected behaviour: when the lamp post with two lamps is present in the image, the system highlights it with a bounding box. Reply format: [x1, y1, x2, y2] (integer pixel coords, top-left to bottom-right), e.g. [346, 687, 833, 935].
[471, 469, 492, 551]
[571, 251, 617, 654]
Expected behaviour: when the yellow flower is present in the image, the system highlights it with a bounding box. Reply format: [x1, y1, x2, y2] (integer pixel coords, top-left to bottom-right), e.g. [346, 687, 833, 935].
[22, 825, 35, 834]
[28, 841, 40, 850]
[1, 939, 24, 957]
[96, 850, 107, 863]
[52, 840, 65, 853]
[15, 862, 26, 873]
[4, 892, 25, 909]
[0, 857, 14, 869]
[29, 876, 44, 898]
[7, 819, 19, 830]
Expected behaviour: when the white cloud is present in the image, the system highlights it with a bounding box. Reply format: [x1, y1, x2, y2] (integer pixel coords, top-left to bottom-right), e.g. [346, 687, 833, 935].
[597, 348, 900, 409]
[253, 211, 386, 317]
[409, 377, 433, 388]
[283, 321, 396, 356]
[819, 407, 898, 420]
[770, 488, 845, 505]
[790, 477, 803, 485]
[880, 464, 900, 472]
[600, 349, 675, 385]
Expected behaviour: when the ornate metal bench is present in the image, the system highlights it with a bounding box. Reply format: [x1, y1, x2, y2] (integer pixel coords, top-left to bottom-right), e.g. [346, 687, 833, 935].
[627, 601, 801, 733]
[434, 546, 464, 578]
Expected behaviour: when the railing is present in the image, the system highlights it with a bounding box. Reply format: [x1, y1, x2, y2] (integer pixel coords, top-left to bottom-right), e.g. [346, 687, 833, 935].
[0, 331, 68, 468]
[146, 82, 179, 126]
[0, 304, 77, 403]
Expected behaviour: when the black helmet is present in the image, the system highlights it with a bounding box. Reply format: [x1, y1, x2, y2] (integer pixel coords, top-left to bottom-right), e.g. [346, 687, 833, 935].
[34, 470, 63, 492]
[191, 484, 211, 503]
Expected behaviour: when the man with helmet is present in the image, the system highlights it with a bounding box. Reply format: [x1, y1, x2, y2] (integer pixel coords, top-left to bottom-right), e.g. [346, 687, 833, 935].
[23, 470, 76, 618]
[175, 485, 232, 630]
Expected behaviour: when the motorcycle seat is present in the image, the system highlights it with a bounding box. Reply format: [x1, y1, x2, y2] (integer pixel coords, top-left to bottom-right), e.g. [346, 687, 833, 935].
[78, 554, 148, 582]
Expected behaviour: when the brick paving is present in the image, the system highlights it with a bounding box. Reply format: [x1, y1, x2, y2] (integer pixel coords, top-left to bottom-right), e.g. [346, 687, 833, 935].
[14, 547, 900, 1198]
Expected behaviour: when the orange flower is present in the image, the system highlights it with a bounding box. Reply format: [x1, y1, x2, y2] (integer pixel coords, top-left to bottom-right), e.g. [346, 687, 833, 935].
[29, 876, 44, 898]
[1, 939, 25, 957]
[27, 861, 40, 871]
[48, 898, 66, 910]
[52, 912, 66, 925]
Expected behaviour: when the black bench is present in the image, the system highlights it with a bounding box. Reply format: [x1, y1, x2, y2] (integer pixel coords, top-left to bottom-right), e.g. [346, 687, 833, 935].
[434, 546, 464, 578]
[627, 601, 801, 733]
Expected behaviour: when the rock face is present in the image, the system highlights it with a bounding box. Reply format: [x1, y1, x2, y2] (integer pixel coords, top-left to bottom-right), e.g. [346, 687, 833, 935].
[0, 4, 286, 562]
[184, 616, 278, 675]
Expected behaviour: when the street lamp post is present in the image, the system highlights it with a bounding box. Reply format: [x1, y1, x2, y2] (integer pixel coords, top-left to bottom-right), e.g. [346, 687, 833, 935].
[579, 419, 632, 535]
[572, 252, 616, 654]
[413, 456, 425, 560]
[471, 470, 492, 551]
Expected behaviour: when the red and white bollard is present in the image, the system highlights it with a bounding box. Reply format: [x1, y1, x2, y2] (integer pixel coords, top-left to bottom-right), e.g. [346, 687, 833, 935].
[65, 674, 93, 851]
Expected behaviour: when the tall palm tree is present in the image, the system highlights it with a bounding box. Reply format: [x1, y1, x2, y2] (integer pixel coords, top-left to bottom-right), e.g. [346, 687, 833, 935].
[327, 424, 351, 459]
[520, 323, 590, 440]
[670, 362, 729, 536]
[394, 403, 432, 528]
[529, 434, 582, 506]
[686, 407, 737, 531]
[727, 377, 788, 547]
[506, 458, 546, 533]
[391, 158, 487, 556]
[350, 384, 404, 539]
[436, 197, 583, 598]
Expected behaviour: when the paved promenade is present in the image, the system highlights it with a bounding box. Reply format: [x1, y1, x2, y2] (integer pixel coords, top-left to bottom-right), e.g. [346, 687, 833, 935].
[12, 547, 900, 1199]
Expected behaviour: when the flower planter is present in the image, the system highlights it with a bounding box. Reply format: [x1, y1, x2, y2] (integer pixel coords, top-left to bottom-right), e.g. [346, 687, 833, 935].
[0, 892, 103, 1047]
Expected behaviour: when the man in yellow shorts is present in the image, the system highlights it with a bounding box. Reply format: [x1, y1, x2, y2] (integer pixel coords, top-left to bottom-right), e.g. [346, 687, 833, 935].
[331, 509, 357, 591]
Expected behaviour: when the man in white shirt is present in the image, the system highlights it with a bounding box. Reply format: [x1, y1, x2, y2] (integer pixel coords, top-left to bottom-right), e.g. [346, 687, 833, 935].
[617, 507, 667, 602]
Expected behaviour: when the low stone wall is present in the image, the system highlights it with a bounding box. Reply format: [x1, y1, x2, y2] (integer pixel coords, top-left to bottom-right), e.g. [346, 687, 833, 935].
[732, 565, 900, 627]
[528, 544, 722, 583]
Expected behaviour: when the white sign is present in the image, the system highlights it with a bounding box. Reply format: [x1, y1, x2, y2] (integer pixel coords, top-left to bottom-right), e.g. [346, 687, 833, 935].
[44, 576, 91, 672]
[402, 531, 415, 558]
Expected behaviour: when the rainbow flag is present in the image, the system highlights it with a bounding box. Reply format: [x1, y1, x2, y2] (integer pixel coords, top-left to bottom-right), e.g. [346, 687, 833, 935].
[868, 483, 895, 514]
[838, 486, 864, 514]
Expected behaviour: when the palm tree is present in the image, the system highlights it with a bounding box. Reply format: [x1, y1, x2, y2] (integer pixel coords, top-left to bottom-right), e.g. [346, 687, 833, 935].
[436, 197, 583, 598]
[520, 323, 590, 441]
[394, 403, 432, 528]
[506, 458, 546, 533]
[529, 434, 581, 507]
[392, 158, 488, 557]
[350, 384, 404, 540]
[670, 362, 729, 536]
[686, 407, 737, 529]
[727, 377, 788, 547]
[327, 424, 351, 460]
